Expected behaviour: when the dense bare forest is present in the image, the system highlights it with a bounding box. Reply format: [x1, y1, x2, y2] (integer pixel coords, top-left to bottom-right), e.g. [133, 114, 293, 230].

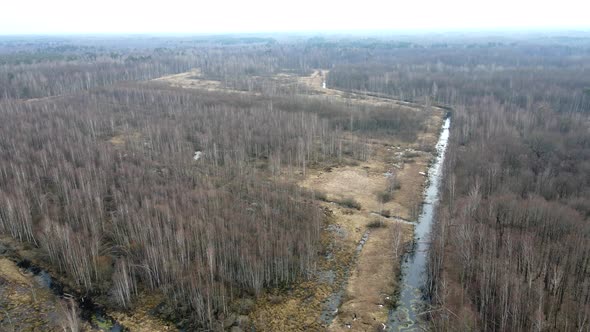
[0, 33, 589, 331]
[406, 40, 590, 331]
[0, 35, 430, 331]
[320, 34, 590, 331]
[427, 96, 590, 331]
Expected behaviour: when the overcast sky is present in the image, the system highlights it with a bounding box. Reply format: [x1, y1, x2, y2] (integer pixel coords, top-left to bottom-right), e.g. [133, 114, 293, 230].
[1, 0, 589, 35]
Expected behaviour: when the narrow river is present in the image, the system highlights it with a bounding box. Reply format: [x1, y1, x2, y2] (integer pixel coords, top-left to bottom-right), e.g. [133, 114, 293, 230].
[387, 116, 451, 331]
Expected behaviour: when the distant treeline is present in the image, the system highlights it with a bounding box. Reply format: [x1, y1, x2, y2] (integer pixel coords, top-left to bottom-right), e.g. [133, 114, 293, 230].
[0, 33, 589, 331]
[0, 74, 425, 329]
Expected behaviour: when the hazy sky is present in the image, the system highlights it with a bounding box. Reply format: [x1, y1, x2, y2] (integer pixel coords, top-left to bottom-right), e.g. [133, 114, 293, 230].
[1, 0, 589, 34]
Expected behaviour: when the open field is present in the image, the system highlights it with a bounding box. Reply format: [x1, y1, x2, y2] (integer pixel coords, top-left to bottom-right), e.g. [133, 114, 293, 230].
[152, 69, 224, 91]
[152, 68, 428, 112]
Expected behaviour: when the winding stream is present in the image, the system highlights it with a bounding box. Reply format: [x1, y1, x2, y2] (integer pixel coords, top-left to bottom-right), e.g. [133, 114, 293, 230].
[16, 259, 125, 331]
[387, 116, 451, 331]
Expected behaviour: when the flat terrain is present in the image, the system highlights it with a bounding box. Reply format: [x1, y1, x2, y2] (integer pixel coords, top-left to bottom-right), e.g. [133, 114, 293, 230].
[152, 69, 445, 330]
[299, 127, 442, 331]
[0, 68, 443, 332]
[153, 69, 224, 91]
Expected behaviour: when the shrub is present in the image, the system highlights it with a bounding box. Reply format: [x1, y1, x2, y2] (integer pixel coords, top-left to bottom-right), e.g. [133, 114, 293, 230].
[380, 209, 391, 218]
[314, 190, 329, 202]
[339, 197, 361, 210]
[367, 219, 386, 228]
[377, 191, 393, 203]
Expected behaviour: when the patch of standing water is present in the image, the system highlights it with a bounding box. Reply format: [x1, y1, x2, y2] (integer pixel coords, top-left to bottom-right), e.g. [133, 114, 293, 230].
[16, 259, 125, 332]
[387, 117, 451, 331]
[320, 230, 371, 325]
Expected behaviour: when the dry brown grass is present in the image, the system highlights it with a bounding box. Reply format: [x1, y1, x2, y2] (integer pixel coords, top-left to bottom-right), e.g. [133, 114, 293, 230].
[152, 68, 434, 115]
[0, 236, 173, 332]
[0, 258, 31, 285]
[152, 69, 223, 91]
[109, 291, 176, 332]
[293, 112, 444, 331]
[250, 211, 357, 331]
[330, 223, 414, 331]
[208, 67, 445, 330]
[0, 257, 91, 332]
[108, 131, 141, 146]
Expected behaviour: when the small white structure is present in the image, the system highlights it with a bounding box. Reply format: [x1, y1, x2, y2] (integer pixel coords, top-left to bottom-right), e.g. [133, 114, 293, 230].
[193, 151, 203, 161]
[322, 81, 327, 89]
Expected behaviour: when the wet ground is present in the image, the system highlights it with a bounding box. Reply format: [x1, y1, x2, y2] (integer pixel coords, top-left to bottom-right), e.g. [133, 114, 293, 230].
[387, 117, 451, 331]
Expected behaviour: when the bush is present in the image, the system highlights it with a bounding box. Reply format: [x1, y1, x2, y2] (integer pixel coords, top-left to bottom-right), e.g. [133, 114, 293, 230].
[339, 197, 361, 210]
[377, 191, 393, 203]
[314, 190, 329, 202]
[367, 219, 386, 228]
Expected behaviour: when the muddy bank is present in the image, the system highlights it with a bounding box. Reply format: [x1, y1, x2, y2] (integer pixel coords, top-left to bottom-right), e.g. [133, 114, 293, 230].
[0, 235, 127, 331]
[15, 258, 125, 332]
[387, 117, 451, 331]
[320, 230, 370, 325]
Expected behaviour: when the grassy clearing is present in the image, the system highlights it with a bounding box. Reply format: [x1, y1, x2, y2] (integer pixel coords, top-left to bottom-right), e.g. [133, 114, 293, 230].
[294, 130, 441, 331]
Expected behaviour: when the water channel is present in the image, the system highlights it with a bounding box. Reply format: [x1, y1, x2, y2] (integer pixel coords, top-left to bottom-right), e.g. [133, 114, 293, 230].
[387, 116, 451, 331]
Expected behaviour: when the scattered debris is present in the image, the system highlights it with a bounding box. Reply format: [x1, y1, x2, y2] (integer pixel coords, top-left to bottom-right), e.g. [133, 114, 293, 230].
[193, 151, 203, 160]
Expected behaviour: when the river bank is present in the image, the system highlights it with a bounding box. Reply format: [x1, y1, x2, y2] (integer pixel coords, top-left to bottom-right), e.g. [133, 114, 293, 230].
[387, 116, 451, 331]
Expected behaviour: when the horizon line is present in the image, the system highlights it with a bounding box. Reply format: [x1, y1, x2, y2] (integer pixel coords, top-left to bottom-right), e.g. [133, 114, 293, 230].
[2, 26, 590, 37]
